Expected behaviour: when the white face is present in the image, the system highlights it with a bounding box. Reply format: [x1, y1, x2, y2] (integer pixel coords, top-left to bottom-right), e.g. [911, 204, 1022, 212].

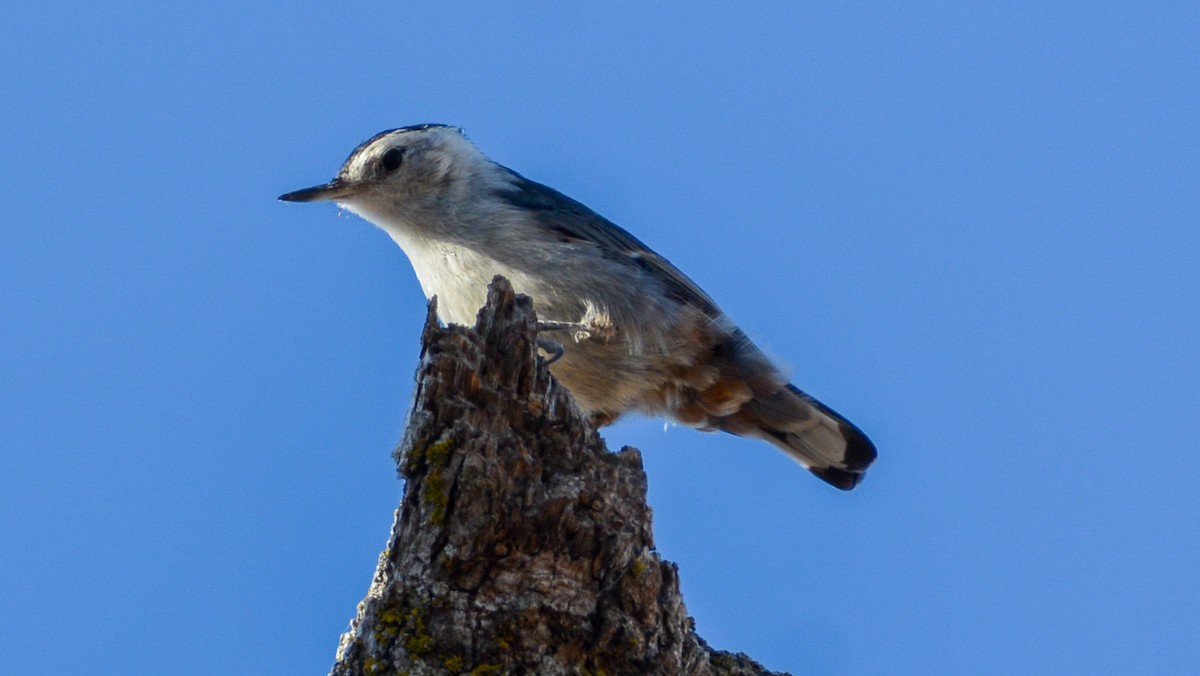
[342, 126, 455, 196]
[280, 124, 481, 207]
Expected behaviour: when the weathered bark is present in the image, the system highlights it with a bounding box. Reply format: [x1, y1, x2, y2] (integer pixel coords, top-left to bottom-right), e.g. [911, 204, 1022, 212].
[330, 277, 783, 676]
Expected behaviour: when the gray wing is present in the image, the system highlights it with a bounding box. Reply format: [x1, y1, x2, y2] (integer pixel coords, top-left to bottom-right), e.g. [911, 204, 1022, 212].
[494, 168, 724, 318]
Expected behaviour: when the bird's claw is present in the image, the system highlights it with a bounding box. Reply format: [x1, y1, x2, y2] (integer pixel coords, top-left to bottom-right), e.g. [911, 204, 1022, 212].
[536, 320, 593, 343]
[537, 337, 565, 365]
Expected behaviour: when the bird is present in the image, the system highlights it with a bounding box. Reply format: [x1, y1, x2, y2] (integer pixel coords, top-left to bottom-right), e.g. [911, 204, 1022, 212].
[280, 124, 876, 490]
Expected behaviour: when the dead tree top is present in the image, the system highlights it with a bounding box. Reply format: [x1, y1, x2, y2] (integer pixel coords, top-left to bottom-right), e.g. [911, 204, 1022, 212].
[330, 276, 783, 676]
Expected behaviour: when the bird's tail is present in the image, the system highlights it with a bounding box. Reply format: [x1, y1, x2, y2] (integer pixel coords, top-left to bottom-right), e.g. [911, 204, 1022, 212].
[722, 383, 876, 490]
[679, 332, 877, 490]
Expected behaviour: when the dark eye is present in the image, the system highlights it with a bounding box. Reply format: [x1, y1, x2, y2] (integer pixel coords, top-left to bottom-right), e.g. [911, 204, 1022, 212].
[380, 147, 405, 172]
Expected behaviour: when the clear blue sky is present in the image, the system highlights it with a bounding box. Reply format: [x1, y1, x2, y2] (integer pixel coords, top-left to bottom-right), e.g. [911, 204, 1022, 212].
[3, 3, 1197, 674]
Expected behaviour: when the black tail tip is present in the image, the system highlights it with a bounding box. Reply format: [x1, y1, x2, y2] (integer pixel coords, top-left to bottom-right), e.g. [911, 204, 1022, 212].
[838, 422, 878, 472]
[810, 466, 867, 491]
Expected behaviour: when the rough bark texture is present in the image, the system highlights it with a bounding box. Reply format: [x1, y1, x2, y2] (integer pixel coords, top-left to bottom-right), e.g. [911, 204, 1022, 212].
[330, 277, 783, 676]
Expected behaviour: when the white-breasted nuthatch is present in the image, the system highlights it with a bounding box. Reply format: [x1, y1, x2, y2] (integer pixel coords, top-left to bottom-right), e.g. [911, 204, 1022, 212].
[280, 124, 876, 489]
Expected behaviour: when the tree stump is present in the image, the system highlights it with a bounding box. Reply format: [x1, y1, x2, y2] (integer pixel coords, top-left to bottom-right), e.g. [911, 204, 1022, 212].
[330, 277, 782, 676]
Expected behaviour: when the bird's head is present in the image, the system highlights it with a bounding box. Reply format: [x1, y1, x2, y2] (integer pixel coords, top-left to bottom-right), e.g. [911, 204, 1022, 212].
[279, 124, 486, 211]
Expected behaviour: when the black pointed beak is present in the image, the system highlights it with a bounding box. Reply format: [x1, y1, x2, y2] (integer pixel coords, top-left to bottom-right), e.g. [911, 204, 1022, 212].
[278, 178, 362, 203]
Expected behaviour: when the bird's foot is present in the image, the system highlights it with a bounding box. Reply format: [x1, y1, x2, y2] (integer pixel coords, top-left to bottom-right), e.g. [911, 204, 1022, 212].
[536, 320, 593, 343]
[536, 336, 565, 365]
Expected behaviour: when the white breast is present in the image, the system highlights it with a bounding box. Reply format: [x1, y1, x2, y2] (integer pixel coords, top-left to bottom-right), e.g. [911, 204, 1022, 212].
[364, 215, 545, 326]
[399, 236, 506, 325]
